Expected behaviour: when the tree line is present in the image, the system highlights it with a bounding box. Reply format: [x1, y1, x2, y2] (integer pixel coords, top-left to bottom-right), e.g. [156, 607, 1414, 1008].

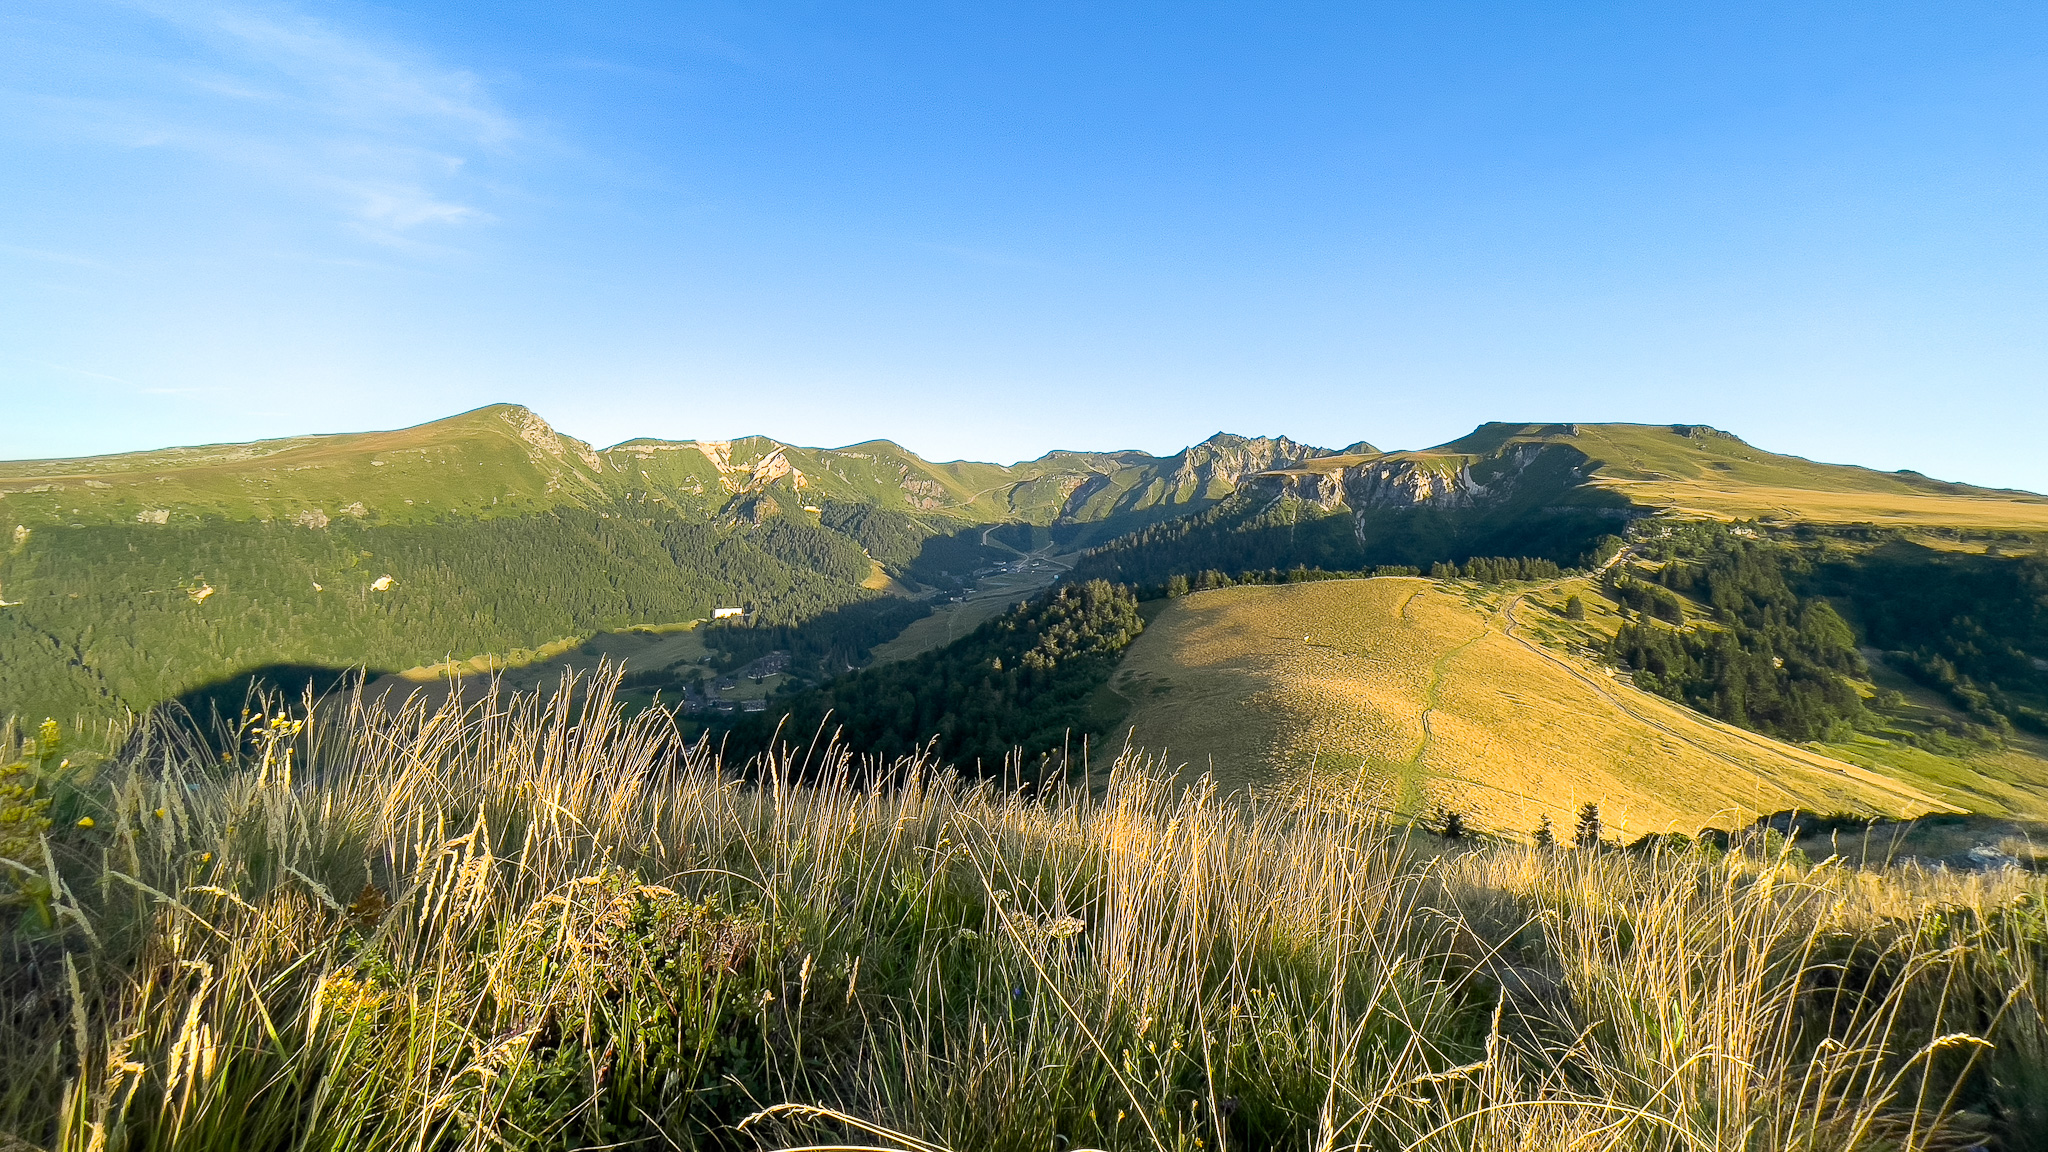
[1606, 525, 1868, 741]
[0, 507, 910, 722]
[1068, 490, 1622, 589]
[712, 580, 1145, 776]
[1810, 540, 2048, 734]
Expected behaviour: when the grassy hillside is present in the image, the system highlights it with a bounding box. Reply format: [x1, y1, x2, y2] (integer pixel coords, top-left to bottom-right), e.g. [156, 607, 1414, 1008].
[1449, 422, 2048, 532]
[5, 685, 2046, 1150]
[1107, 576, 2048, 837]
[0, 404, 607, 526]
[0, 408, 1336, 722]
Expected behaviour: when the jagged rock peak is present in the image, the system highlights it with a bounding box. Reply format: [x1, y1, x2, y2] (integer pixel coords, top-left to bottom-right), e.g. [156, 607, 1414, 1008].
[1185, 433, 1334, 465]
[1190, 431, 1322, 454]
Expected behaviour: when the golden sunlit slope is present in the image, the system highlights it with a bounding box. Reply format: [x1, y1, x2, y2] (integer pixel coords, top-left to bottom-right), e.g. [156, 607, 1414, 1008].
[1448, 423, 2048, 532]
[1109, 578, 1969, 839]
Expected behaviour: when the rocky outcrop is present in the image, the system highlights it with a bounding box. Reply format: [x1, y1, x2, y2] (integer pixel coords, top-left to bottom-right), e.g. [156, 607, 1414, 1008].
[1341, 453, 1500, 510]
[724, 492, 781, 524]
[1257, 469, 1349, 511]
[504, 406, 603, 474]
[1248, 442, 1568, 515]
[688, 441, 812, 496]
[900, 478, 946, 511]
[1055, 472, 1117, 520]
[1037, 434, 1340, 524]
[744, 447, 804, 491]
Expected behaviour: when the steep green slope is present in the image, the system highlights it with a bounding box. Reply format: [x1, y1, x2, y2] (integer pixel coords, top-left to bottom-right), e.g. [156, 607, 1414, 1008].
[0, 408, 1339, 722]
[0, 404, 607, 526]
[0, 509, 890, 721]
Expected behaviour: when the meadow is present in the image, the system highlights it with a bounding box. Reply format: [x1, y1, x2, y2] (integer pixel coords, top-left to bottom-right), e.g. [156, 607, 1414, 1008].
[4, 674, 2047, 1151]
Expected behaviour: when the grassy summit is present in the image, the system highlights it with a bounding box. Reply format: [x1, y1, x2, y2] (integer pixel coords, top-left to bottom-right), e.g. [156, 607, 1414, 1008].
[1444, 422, 2048, 531]
[0, 404, 606, 525]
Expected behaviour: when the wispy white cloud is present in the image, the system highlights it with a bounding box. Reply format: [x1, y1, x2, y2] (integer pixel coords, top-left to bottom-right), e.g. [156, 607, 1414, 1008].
[194, 5, 515, 145]
[2, 0, 523, 247]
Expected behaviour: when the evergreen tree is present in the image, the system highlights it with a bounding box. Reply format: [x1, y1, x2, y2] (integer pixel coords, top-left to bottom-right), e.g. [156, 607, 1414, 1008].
[1604, 523, 1869, 742]
[1574, 803, 1604, 849]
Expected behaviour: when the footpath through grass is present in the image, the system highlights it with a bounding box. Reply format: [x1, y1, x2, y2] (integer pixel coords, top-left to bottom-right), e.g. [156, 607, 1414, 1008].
[4, 676, 2048, 1150]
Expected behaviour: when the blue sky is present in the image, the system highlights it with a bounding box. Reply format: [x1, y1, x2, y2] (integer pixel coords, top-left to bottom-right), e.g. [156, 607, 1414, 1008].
[4, 2, 2046, 490]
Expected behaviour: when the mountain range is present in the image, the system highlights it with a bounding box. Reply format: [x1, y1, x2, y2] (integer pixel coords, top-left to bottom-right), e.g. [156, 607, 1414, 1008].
[3, 404, 2045, 741]
[0, 404, 1344, 537]
[8, 404, 2044, 535]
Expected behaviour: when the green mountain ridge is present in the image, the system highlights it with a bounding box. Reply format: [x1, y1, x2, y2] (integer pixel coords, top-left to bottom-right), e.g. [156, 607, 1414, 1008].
[0, 404, 1345, 535]
[0, 406, 1345, 721]
[6, 407, 2047, 728]
[1072, 421, 2048, 588]
[1252, 421, 2048, 515]
[11, 409, 2044, 538]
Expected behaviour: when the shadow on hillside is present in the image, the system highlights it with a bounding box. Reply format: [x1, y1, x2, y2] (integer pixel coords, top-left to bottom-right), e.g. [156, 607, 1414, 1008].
[149, 663, 389, 756]
[1698, 809, 2048, 873]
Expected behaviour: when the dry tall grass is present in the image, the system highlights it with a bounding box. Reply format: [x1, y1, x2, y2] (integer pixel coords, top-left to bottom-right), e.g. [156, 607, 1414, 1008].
[3, 672, 2045, 1151]
[1113, 579, 1951, 831]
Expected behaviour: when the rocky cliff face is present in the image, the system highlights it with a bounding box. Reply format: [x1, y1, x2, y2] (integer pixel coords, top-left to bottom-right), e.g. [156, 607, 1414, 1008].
[1250, 442, 1573, 515]
[1258, 468, 1350, 511]
[1340, 450, 1512, 510]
